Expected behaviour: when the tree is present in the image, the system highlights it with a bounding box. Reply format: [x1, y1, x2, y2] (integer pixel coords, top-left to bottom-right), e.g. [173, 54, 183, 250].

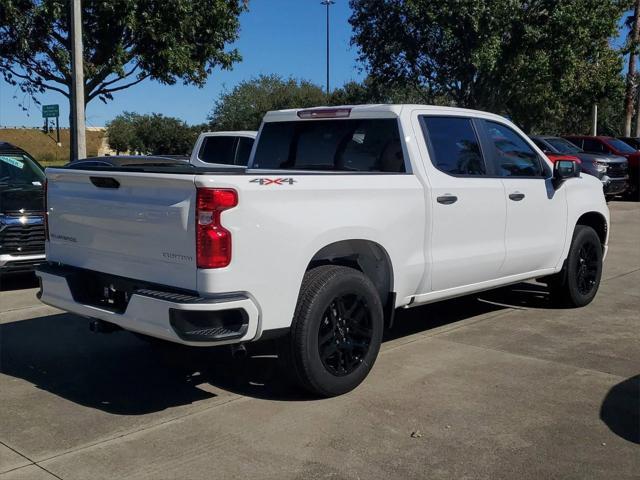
[209, 74, 327, 130]
[106, 112, 203, 155]
[105, 112, 136, 154]
[349, 0, 627, 133]
[0, 0, 245, 152]
[328, 77, 428, 105]
[209, 74, 435, 131]
[623, 2, 640, 136]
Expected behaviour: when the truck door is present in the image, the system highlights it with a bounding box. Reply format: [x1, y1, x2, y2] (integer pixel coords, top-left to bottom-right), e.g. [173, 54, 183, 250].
[480, 120, 568, 275]
[415, 114, 507, 292]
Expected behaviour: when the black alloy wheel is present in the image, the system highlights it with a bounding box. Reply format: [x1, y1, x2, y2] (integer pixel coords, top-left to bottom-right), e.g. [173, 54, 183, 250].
[282, 265, 384, 397]
[576, 241, 599, 296]
[547, 225, 603, 308]
[318, 294, 373, 376]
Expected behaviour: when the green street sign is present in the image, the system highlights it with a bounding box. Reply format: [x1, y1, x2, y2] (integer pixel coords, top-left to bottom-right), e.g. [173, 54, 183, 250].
[42, 104, 59, 118]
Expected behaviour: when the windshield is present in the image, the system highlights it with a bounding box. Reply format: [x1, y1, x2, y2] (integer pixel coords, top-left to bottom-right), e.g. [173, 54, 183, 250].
[0, 154, 45, 186]
[607, 138, 637, 153]
[546, 138, 582, 154]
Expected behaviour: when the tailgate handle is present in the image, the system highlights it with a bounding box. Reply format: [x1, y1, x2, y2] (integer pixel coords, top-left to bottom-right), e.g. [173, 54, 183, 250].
[90, 177, 120, 189]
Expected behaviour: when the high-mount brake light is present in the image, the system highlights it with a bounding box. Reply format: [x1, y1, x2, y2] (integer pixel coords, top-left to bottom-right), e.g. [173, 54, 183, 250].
[297, 108, 351, 119]
[196, 188, 238, 269]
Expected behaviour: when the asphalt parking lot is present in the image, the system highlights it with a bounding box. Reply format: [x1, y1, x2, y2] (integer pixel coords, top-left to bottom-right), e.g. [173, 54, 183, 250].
[0, 203, 638, 480]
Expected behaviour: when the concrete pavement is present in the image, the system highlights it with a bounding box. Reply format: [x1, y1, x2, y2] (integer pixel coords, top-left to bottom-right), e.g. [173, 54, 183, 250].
[0, 202, 638, 479]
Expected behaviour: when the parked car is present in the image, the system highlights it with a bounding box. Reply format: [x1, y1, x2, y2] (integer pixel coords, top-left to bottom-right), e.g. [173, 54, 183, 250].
[66, 155, 191, 169]
[531, 136, 628, 199]
[0, 142, 46, 273]
[38, 105, 608, 397]
[563, 135, 639, 200]
[189, 131, 257, 168]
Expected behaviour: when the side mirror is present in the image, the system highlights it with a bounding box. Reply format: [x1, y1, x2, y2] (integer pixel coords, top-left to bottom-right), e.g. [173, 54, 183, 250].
[553, 160, 579, 188]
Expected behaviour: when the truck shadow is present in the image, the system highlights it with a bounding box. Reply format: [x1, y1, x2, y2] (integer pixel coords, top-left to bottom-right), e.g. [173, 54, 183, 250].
[599, 375, 640, 444]
[0, 272, 39, 292]
[0, 281, 563, 411]
[0, 313, 216, 415]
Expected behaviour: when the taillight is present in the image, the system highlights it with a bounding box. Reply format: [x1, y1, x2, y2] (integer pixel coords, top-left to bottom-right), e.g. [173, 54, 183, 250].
[196, 188, 238, 268]
[43, 178, 49, 241]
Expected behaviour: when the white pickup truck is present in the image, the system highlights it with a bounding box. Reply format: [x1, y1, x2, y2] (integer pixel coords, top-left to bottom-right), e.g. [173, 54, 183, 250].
[38, 105, 609, 397]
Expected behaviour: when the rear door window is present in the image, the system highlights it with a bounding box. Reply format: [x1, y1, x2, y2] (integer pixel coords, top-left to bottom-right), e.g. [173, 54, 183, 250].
[198, 136, 238, 164]
[420, 116, 486, 175]
[485, 121, 544, 177]
[252, 119, 406, 172]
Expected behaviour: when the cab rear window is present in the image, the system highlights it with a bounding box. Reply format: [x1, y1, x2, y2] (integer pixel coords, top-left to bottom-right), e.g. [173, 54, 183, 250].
[251, 119, 406, 172]
[198, 136, 237, 165]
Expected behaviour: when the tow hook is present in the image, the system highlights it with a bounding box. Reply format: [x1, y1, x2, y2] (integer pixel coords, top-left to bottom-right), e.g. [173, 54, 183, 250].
[230, 343, 247, 359]
[88, 319, 121, 334]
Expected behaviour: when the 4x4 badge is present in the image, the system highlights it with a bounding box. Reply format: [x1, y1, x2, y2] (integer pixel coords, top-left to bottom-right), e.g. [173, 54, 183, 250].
[250, 178, 296, 185]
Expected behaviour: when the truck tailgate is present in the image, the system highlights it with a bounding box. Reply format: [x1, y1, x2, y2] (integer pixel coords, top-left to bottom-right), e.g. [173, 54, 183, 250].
[46, 169, 198, 290]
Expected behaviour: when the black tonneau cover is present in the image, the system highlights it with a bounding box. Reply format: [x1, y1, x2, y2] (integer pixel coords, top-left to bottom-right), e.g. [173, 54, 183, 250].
[57, 164, 248, 175]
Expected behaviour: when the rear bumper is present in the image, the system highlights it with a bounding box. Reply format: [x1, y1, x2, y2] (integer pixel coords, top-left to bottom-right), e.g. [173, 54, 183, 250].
[35, 266, 260, 346]
[0, 253, 46, 272]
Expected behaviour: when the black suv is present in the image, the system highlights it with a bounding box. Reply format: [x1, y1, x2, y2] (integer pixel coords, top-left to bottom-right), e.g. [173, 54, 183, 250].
[0, 142, 46, 272]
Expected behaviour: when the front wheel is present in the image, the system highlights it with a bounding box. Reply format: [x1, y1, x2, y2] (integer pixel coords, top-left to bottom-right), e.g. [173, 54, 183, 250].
[281, 265, 384, 397]
[548, 225, 603, 307]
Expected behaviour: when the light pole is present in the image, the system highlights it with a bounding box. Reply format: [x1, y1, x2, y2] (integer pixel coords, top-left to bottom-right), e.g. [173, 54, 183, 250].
[321, 0, 334, 96]
[70, 0, 86, 160]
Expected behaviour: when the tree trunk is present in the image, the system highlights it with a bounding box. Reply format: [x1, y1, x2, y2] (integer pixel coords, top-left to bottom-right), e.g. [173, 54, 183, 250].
[624, 0, 640, 136]
[636, 74, 640, 136]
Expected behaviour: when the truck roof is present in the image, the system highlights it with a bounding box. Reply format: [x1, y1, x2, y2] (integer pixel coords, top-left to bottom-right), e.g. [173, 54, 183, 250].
[263, 104, 511, 123]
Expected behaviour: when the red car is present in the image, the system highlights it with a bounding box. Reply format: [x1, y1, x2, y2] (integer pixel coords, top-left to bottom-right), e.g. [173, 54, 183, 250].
[563, 135, 639, 200]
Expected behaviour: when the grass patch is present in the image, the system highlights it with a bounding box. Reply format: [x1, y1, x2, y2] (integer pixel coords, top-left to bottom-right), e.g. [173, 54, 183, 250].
[0, 128, 105, 166]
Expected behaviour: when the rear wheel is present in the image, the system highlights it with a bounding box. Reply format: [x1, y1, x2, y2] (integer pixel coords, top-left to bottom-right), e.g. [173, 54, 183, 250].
[548, 225, 603, 307]
[281, 265, 384, 397]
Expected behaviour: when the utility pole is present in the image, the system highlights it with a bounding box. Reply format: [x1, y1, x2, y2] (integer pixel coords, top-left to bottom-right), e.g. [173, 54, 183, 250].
[592, 50, 599, 136]
[321, 0, 334, 96]
[70, 0, 86, 160]
[635, 71, 640, 137]
[624, 0, 640, 136]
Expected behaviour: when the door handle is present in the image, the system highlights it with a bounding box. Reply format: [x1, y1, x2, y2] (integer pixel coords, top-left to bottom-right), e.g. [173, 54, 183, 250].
[437, 194, 458, 205]
[508, 192, 525, 201]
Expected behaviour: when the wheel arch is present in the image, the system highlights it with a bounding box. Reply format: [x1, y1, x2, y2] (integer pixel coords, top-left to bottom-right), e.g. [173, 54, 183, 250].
[305, 239, 395, 321]
[575, 211, 608, 248]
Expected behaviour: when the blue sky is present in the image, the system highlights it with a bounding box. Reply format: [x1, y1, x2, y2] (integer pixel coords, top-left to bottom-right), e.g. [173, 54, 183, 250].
[0, 0, 362, 127]
[0, 2, 632, 128]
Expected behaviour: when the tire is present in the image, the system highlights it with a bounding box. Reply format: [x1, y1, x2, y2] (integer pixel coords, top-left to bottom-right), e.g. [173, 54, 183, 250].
[548, 225, 603, 307]
[281, 265, 384, 397]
